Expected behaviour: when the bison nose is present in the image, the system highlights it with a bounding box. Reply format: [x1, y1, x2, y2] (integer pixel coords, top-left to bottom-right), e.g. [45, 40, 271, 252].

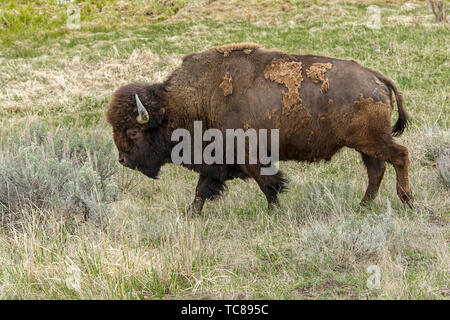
[118, 158, 125, 164]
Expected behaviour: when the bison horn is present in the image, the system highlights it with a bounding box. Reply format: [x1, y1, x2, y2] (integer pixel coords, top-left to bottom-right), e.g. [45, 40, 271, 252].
[135, 94, 149, 124]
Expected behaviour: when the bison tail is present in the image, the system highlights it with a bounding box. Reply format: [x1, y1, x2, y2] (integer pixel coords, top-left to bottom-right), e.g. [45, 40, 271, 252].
[391, 88, 408, 137]
[369, 69, 409, 137]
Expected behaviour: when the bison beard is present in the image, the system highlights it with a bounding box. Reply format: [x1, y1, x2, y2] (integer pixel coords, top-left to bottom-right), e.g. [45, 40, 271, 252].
[137, 165, 160, 179]
[106, 43, 413, 215]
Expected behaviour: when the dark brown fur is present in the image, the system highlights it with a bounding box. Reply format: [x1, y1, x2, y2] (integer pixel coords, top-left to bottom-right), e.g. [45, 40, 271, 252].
[106, 44, 413, 215]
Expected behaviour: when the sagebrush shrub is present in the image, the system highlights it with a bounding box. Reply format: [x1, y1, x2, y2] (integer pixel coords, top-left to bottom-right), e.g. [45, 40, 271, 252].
[303, 201, 409, 267]
[436, 151, 450, 188]
[0, 123, 120, 220]
[421, 126, 449, 164]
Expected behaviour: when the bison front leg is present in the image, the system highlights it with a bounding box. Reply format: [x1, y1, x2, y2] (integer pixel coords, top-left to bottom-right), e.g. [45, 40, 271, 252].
[187, 174, 226, 216]
[187, 196, 205, 216]
[241, 165, 287, 210]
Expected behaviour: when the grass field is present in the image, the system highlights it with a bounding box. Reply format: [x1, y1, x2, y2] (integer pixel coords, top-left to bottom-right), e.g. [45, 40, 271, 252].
[0, 0, 448, 299]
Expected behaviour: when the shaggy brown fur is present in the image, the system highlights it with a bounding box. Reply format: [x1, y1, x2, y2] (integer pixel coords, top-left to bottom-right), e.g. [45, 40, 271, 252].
[106, 43, 413, 215]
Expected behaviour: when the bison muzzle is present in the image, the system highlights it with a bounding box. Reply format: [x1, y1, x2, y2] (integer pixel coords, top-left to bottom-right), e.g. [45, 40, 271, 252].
[106, 43, 413, 215]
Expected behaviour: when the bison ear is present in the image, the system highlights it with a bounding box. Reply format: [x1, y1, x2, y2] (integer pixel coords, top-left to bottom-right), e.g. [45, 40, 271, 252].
[144, 84, 166, 127]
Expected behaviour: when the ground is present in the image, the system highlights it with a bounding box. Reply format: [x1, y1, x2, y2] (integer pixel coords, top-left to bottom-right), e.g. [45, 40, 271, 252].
[0, 0, 448, 299]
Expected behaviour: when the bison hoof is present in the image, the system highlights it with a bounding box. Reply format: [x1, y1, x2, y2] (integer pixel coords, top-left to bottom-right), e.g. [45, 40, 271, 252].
[187, 196, 205, 216]
[399, 191, 414, 209]
[268, 200, 281, 210]
[187, 206, 199, 216]
[360, 197, 376, 207]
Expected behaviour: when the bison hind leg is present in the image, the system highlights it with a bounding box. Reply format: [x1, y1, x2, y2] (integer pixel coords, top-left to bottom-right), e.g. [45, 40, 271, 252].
[360, 153, 386, 205]
[354, 140, 413, 209]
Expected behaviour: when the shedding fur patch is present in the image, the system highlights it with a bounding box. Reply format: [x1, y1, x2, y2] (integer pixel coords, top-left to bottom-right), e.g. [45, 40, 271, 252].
[264, 58, 303, 118]
[215, 43, 261, 57]
[306, 62, 333, 93]
[219, 72, 233, 96]
[354, 94, 390, 113]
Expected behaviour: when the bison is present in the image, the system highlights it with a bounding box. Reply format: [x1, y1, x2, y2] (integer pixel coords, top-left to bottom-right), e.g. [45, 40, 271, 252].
[106, 43, 413, 215]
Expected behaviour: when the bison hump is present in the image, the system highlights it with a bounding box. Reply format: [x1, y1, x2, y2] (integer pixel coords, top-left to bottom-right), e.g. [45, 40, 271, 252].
[214, 43, 261, 56]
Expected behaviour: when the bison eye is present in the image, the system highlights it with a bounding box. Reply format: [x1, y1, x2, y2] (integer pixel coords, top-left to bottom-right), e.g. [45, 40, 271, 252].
[127, 130, 139, 138]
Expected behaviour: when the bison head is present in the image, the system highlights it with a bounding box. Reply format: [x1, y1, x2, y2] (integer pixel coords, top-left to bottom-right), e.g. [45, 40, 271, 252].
[106, 83, 171, 179]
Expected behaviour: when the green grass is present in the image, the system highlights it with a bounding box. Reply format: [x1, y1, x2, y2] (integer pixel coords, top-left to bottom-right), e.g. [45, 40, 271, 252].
[0, 0, 188, 47]
[0, 0, 449, 299]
